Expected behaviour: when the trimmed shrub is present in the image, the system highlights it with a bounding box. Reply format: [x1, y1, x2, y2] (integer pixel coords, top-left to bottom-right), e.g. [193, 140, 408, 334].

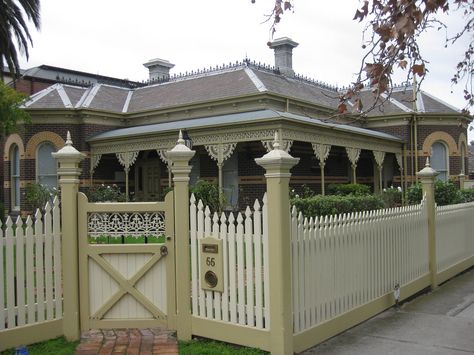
[459, 188, 474, 203]
[327, 183, 371, 196]
[381, 187, 402, 208]
[407, 180, 462, 206]
[86, 184, 126, 202]
[190, 180, 225, 212]
[291, 194, 384, 217]
[25, 182, 58, 211]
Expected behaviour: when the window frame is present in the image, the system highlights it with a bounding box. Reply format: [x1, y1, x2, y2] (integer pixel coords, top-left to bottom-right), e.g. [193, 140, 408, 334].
[36, 141, 58, 188]
[10, 144, 20, 211]
[431, 141, 449, 181]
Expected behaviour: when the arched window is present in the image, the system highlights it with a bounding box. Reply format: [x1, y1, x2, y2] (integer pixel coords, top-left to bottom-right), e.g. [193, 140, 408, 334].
[37, 142, 57, 188]
[10, 145, 20, 210]
[431, 141, 448, 181]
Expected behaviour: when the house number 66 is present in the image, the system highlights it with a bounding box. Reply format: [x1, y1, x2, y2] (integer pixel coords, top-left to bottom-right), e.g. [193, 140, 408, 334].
[206, 257, 215, 267]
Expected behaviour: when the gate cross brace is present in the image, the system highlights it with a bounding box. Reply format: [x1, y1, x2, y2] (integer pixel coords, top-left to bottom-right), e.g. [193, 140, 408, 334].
[88, 250, 166, 320]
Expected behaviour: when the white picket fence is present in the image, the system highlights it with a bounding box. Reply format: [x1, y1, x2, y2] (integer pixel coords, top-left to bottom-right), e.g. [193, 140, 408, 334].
[436, 201, 474, 272]
[190, 194, 269, 329]
[0, 197, 62, 330]
[291, 200, 429, 333]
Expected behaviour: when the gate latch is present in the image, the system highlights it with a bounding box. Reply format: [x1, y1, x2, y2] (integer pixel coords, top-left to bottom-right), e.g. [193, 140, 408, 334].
[160, 245, 168, 256]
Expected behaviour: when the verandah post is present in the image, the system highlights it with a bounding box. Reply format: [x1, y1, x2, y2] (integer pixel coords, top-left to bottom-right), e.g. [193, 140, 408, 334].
[255, 131, 299, 355]
[52, 132, 85, 341]
[166, 130, 195, 340]
[417, 158, 439, 289]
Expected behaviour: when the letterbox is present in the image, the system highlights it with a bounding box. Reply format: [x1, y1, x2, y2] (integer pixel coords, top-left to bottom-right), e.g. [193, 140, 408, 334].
[200, 236, 224, 292]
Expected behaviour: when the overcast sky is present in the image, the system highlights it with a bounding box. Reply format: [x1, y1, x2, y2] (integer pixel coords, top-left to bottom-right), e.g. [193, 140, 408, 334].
[19, 0, 473, 140]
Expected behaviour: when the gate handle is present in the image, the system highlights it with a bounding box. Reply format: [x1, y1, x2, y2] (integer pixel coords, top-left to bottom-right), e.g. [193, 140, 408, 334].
[160, 246, 168, 256]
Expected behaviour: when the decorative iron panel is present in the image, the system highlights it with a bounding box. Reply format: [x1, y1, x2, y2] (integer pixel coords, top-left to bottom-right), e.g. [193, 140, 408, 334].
[87, 212, 166, 239]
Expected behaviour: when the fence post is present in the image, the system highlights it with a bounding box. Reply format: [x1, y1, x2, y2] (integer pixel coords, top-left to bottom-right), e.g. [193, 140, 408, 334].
[459, 173, 466, 189]
[255, 132, 299, 355]
[166, 131, 195, 340]
[417, 158, 439, 289]
[52, 132, 85, 341]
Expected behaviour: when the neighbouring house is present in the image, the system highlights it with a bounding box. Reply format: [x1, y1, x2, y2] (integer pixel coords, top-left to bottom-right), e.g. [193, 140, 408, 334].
[2, 37, 471, 214]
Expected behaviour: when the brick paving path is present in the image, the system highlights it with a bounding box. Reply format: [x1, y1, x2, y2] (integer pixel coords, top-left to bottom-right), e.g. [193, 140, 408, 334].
[75, 328, 178, 355]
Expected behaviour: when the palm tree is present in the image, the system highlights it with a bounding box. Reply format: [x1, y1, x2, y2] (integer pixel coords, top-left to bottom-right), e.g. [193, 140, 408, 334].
[0, 0, 41, 79]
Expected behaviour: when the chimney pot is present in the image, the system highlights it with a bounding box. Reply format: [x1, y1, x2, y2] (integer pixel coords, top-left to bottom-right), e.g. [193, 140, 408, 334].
[268, 37, 298, 76]
[143, 58, 175, 81]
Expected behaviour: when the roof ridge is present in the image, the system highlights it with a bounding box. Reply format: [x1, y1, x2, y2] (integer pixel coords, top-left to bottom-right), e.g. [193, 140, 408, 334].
[244, 67, 267, 92]
[138, 58, 339, 92]
[22, 83, 61, 108]
[56, 85, 73, 108]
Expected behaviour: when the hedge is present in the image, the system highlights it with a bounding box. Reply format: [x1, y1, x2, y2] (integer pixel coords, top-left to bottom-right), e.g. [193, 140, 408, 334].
[291, 194, 385, 217]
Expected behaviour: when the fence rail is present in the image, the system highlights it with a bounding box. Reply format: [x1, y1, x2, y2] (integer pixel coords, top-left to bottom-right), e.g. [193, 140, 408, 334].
[190, 194, 269, 330]
[0, 197, 62, 331]
[291, 200, 429, 334]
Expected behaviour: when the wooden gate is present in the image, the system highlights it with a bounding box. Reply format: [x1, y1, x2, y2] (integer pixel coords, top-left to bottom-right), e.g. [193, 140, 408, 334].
[78, 192, 175, 330]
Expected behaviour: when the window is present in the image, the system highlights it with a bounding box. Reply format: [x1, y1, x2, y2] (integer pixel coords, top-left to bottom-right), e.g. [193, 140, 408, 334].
[431, 141, 448, 181]
[10, 145, 20, 210]
[461, 144, 466, 175]
[37, 142, 57, 188]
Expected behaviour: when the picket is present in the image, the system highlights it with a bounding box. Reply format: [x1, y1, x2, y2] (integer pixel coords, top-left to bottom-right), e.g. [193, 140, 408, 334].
[291, 200, 430, 332]
[1, 200, 63, 330]
[189, 195, 269, 330]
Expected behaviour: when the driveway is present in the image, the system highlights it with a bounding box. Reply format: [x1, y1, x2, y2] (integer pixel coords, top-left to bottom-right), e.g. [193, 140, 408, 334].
[302, 267, 474, 354]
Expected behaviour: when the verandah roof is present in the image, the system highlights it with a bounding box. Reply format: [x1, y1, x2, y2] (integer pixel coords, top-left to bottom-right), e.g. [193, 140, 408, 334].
[88, 109, 401, 144]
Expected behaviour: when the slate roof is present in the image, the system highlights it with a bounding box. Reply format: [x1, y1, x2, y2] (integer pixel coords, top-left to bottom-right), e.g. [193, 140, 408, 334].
[354, 86, 459, 117]
[23, 62, 461, 117]
[20, 64, 141, 88]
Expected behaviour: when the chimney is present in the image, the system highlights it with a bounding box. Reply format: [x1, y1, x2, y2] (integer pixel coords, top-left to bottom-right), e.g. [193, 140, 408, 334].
[268, 37, 299, 76]
[143, 58, 175, 81]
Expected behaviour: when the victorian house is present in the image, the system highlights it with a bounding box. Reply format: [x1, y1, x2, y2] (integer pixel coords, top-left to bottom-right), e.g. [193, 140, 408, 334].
[3, 38, 471, 213]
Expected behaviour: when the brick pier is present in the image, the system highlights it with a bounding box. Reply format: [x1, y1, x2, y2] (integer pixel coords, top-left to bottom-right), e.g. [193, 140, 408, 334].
[75, 328, 178, 355]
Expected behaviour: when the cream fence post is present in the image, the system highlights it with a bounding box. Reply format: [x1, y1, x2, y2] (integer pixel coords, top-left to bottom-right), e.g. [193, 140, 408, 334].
[417, 158, 439, 289]
[459, 173, 466, 189]
[52, 131, 86, 341]
[255, 132, 299, 355]
[166, 131, 195, 340]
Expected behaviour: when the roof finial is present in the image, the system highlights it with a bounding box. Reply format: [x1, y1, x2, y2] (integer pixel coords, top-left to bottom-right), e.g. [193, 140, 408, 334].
[273, 130, 281, 150]
[177, 130, 185, 145]
[66, 131, 73, 146]
[425, 156, 431, 167]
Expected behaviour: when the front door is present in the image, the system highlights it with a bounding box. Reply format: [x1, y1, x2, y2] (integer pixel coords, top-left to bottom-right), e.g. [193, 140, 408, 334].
[144, 163, 161, 201]
[135, 159, 162, 201]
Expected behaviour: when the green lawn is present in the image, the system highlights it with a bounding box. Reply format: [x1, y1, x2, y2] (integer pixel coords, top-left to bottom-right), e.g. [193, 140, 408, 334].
[0, 337, 267, 354]
[0, 337, 79, 355]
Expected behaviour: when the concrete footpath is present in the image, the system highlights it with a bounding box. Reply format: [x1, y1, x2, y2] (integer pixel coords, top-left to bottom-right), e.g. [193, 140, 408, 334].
[302, 267, 474, 354]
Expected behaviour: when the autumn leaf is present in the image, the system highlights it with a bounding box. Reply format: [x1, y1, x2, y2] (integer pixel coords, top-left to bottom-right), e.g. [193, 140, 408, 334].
[337, 102, 347, 114]
[353, 1, 369, 22]
[354, 98, 363, 112]
[398, 60, 408, 69]
[412, 64, 425, 76]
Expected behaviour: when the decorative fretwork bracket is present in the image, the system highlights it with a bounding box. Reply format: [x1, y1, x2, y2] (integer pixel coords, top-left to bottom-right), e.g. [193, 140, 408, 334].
[90, 154, 102, 175]
[373, 151, 386, 168]
[312, 143, 331, 167]
[205, 143, 237, 165]
[345, 147, 361, 169]
[116, 151, 139, 173]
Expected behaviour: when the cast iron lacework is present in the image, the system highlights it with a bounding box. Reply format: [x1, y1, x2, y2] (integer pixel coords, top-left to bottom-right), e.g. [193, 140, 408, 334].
[87, 212, 166, 239]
